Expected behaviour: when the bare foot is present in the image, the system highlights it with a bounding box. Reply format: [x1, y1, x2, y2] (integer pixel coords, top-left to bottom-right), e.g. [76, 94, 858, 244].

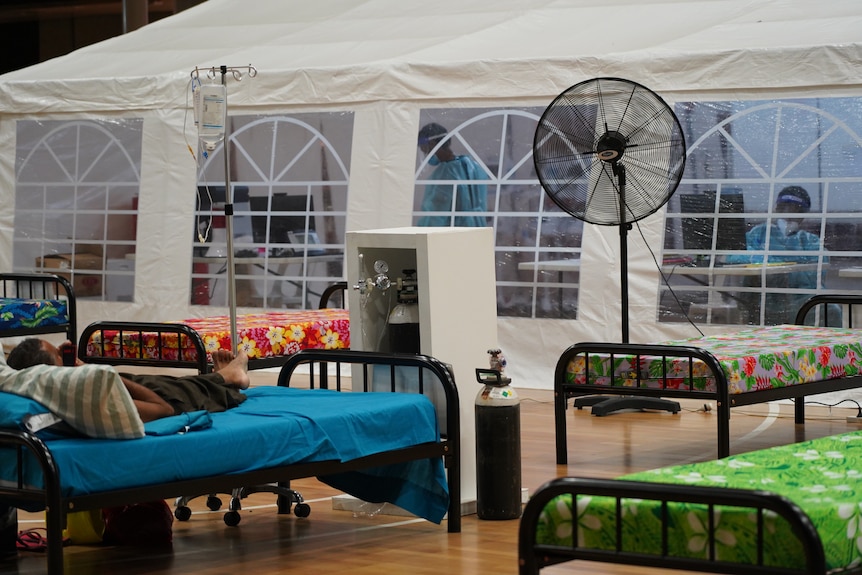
[212, 349, 250, 389]
[211, 349, 233, 372]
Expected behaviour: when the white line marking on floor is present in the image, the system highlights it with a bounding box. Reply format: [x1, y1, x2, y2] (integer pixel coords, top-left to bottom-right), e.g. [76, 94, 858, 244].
[737, 401, 781, 444]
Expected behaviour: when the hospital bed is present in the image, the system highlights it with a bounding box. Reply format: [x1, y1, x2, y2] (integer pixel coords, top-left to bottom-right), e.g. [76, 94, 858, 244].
[0, 347, 460, 575]
[519, 430, 862, 574]
[555, 294, 862, 461]
[77, 282, 349, 372]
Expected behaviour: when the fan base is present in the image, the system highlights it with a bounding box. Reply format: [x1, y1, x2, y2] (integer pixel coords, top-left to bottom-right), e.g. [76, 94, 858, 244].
[574, 395, 681, 416]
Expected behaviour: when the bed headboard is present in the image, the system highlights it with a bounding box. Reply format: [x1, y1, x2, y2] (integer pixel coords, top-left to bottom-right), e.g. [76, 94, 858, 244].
[0, 273, 77, 341]
[795, 294, 862, 327]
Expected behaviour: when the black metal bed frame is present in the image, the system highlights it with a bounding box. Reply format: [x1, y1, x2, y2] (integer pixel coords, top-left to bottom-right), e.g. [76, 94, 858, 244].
[518, 476, 832, 575]
[0, 273, 77, 341]
[78, 320, 210, 372]
[555, 294, 862, 462]
[0, 348, 461, 575]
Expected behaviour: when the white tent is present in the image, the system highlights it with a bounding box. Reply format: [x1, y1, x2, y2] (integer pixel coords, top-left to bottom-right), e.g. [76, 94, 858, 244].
[2, 0, 862, 389]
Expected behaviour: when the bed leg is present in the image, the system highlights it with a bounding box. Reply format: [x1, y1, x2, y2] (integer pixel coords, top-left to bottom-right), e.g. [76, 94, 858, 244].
[447, 450, 461, 533]
[795, 399, 805, 424]
[717, 401, 730, 458]
[554, 389, 568, 465]
[45, 507, 65, 575]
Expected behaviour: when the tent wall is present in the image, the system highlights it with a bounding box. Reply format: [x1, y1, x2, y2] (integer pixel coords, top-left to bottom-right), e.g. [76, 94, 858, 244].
[2, 0, 862, 389]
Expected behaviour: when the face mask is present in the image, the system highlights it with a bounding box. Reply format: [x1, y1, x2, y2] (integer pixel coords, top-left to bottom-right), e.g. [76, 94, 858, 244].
[776, 219, 800, 236]
[427, 154, 440, 166]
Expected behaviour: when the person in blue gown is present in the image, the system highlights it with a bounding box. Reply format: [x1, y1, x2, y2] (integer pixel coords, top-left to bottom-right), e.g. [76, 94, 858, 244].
[728, 186, 837, 325]
[417, 122, 488, 227]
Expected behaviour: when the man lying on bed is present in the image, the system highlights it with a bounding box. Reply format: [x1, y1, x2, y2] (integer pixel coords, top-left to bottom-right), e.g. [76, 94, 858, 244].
[6, 338, 250, 422]
[1, 340, 251, 558]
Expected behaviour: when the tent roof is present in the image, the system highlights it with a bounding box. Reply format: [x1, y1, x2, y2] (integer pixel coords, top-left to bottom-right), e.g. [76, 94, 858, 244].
[2, 0, 862, 113]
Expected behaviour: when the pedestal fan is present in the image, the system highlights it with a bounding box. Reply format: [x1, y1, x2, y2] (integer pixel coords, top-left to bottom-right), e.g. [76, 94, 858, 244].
[533, 77, 686, 415]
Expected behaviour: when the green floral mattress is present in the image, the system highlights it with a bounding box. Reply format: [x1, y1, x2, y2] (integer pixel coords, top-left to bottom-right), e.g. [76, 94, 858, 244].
[537, 431, 862, 573]
[562, 325, 862, 395]
[0, 297, 69, 333]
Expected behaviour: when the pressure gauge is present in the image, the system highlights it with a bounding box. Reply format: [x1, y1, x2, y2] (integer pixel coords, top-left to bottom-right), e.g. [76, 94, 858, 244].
[373, 260, 389, 274]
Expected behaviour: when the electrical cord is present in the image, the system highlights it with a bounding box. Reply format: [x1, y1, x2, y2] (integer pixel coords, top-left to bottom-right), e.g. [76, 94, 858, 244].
[627, 221, 862, 422]
[632, 219, 705, 337]
[515, 393, 861, 422]
[672, 403, 858, 422]
[794, 397, 862, 418]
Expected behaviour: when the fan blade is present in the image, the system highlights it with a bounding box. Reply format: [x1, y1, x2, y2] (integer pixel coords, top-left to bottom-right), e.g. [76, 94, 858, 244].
[533, 77, 686, 226]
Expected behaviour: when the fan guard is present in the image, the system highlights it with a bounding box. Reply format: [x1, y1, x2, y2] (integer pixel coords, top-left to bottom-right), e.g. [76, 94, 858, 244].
[533, 77, 686, 226]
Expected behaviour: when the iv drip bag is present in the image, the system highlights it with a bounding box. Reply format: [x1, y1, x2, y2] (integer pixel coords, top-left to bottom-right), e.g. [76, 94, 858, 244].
[199, 83, 226, 151]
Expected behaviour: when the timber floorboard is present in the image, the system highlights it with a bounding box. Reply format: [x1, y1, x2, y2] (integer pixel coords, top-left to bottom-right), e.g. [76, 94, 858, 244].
[3, 374, 859, 575]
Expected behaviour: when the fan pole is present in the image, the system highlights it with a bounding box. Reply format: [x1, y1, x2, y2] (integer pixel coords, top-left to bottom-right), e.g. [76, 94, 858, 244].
[615, 162, 630, 343]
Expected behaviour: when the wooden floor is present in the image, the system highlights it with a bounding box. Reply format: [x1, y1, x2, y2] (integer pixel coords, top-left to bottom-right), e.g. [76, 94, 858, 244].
[4, 373, 860, 575]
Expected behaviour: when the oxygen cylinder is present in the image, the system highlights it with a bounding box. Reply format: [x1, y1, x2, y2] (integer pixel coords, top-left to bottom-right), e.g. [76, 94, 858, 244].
[475, 349, 521, 520]
[388, 269, 420, 353]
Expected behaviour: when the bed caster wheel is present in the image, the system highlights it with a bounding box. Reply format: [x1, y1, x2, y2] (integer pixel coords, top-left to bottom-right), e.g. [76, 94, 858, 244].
[174, 506, 192, 521]
[206, 496, 222, 511]
[294, 503, 311, 518]
[223, 511, 241, 526]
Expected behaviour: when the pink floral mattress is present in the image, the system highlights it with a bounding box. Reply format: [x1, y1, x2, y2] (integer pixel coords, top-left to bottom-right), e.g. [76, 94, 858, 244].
[562, 325, 862, 394]
[83, 309, 349, 365]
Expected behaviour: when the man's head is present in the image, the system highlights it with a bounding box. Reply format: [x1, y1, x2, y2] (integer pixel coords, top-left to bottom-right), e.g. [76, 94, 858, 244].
[775, 186, 811, 214]
[7, 338, 63, 370]
[418, 122, 450, 155]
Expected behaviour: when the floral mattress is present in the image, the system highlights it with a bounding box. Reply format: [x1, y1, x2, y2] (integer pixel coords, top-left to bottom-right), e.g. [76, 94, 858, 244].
[562, 324, 862, 395]
[536, 430, 862, 572]
[83, 309, 349, 364]
[0, 298, 69, 333]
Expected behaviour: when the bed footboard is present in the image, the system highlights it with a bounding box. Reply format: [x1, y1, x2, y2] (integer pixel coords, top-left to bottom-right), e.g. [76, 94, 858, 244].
[0, 430, 66, 575]
[78, 320, 209, 372]
[278, 348, 461, 533]
[555, 342, 730, 462]
[518, 477, 826, 575]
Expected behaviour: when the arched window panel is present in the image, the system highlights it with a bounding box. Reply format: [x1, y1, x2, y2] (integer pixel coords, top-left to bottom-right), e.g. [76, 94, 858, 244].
[14, 119, 142, 301]
[74, 186, 108, 210]
[414, 107, 580, 319]
[659, 98, 862, 327]
[192, 112, 352, 309]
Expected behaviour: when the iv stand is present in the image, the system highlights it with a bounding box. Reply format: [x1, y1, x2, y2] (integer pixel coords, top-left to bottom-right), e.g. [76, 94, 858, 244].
[191, 64, 257, 354]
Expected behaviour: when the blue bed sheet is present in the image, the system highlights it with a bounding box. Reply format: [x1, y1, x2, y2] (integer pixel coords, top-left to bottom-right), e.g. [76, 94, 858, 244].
[0, 386, 450, 523]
